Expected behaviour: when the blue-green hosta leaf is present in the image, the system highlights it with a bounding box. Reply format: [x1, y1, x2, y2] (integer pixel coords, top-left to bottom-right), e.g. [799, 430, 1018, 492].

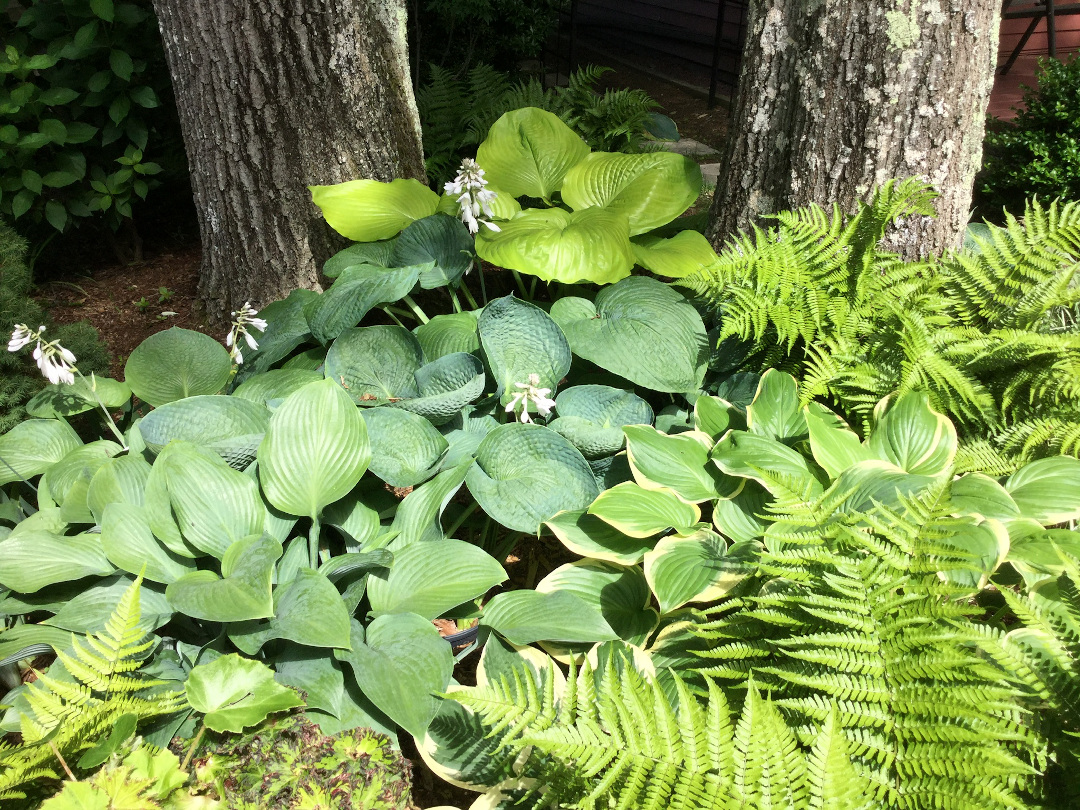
[644, 529, 754, 614]
[323, 491, 382, 550]
[310, 178, 439, 241]
[232, 369, 323, 406]
[551, 276, 708, 393]
[439, 407, 498, 469]
[390, 214, 474, 289]
[536, 560, 657, 646]
[0, 530, 113, 592]
[804, 401, 871, 478]
[258, 379, 371, 519]
[562, 151, 701, 236]
[475, 207, 634, 285]
[747, 369, 807, 442]
[124, 327, 232, 407]
[624, 425, 734, 503]
[43, 574, 172, 634]
[186, 652, 303, 733]
[335, 614, 453, 737]
[710, 430, 822, 498]
[236, 289, 319, 377]
[273, 645, 348, 717]
[325, 325, 423, 405]
[86, 454, 152, 524]
[391, 463, 472, 547]
[480, 590, 619, 645]
[138, 395, 271, 469]
[0, 418, 82, 485]
[155, 441, 264, 558]
[228, 568, 352, 654]
[478, 294, 571, 403]
[475, 107, 590, 199]
[361, 407, 448, 488]
[868, 391, 956, 477]
[466, 423, 598, 533]
[631, 230, 720, 278]
[415, 312, 480, 361]
[390, 352, 486, 426]
[547, 385, 653, 459]
[43, 440, 122, 523]
[166, 533, 282, 622]
[1006, 456, 1080, 525]
[367, 539, 506, 619]
[588, 481, 700, 537]
[589, 451, 634, 490]
[305, 262, 426, 344]
[100, 502, 195, 584]
[323, 239, 397, 279]
[281, 347, 328, 370]
[25, 375, 131, 419]
[544, 509, 656, 564]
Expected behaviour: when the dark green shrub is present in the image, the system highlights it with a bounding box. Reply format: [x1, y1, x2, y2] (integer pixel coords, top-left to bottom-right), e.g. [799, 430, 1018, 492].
[0, 219, 109, 432]
[0, 0, 176, 238]
[978, 55, 1080, 219]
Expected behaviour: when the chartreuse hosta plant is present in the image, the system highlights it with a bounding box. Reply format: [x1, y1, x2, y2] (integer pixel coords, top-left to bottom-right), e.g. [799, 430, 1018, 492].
[310, 106, 718, 288]
[420, 370, 1080, 808]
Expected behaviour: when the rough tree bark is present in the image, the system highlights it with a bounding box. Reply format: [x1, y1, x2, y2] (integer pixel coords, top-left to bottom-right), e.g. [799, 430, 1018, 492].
[708, 1, 1000, 258]
[152, 0, 425, 320]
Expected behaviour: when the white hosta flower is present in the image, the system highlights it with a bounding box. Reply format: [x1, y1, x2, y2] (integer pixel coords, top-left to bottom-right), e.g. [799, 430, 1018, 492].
[505, 373, 557, 424]
[446, 158, 501, 236]
[225, 301, 268, 365]
[8, 323, 76, 385]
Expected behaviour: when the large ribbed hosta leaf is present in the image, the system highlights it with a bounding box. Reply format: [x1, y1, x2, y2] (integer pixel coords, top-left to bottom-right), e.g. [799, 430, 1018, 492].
[537, 560, 657, 645]
[361, 407, 448, 488]
[390, 214, 474, 289]
[561, 151, 701, 236]
[325, 325, 424, 405]
[138, 395, 271, 469]
[124, 327, 232, 407]
[310, 178, 439, 242]
[551, 276, 708, 392]
[304, 262, 426, 344]
[547, 385, 654, 460]
[258, 379, 370, 519]
[631, 230, 720, 278]
[478, 295, 570, 404]
[475, 107, 590, 199]
[0, 418, 82, 485]
[390, 352, 486, 426]
[475, 207, 634, 285]
[415, 312, 480, 361]
[466, 423, 598, 533]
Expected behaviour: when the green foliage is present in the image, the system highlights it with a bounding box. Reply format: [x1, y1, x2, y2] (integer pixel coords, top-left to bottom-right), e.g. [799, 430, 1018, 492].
[418, 64, 670, 185]
[190, 712, 412, 809]
[0, 218, 109, 432]
[446, 658, 871, 809]
[0, 0, 172, 233]
[979, 55, 1080, 219]
[40, 743, 192, 810]
[678, 185, 1080, 470]
[0, 577, 186, 804]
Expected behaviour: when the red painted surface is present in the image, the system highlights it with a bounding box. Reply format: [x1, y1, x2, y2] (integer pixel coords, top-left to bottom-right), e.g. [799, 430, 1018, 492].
[990, 12, 1080, 119]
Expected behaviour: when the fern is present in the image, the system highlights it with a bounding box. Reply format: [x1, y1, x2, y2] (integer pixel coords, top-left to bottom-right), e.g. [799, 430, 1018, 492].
[680, 187, 1080, 469]
[448, 659, 873, 809]
[690, 482, 1042, 809]
[0, 577, 186, 804]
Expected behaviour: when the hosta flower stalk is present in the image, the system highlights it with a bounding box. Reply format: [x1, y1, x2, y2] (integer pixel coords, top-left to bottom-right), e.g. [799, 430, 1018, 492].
[445, 158, 500, 236]
[225, 302, 268, 365]
[505, 373, 557, 424]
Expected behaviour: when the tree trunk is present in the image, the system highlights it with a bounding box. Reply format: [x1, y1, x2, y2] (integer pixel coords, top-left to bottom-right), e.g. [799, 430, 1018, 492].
[153, 0, 425, 320]
[708, 1, 1000, 258]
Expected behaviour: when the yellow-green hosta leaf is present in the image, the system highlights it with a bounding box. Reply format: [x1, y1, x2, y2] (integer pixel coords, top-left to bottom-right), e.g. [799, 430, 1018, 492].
[391, 462, 472, 547]
[950, 472, 1022, 521]
[710, 430, 822, 498]
[588, 481, 700, 538]
[804, 401, 871, 479]
[0, 530, 113, 592]
[480, 589, 619, 645]
[86, 455, 151, 525]
[467, 423, 598, 533]
[310, 177, 439, 241]
[124, 327, 232, 407]
[475, 207, 635, 285]
[100, 502, 195, 584]
[165, 533, 281, 622]
[747, 369, 806, 441]
[42, 440, 122, 523]
[258, 379, 371, 519]
[475, 107, 590, 199]
[1006, 456, 1080, 525]
[624, 425, 735, 503]
[537, 560, 658, 646]
[944, 517, 1009, 591]
[868, 391, 956, 477]
[644, 529, 754, 614]
[712, 480, 770, 544]
[551, 276, 708, 393]
[0, 418, 82, 485]
[562, 151, 701, 236]
[545, 509, 657, 564]
[694, 395, 745, 441]
[367, 539, 506, 620]
[631, 230, 720, 278]
[437, 184, 520, 220]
